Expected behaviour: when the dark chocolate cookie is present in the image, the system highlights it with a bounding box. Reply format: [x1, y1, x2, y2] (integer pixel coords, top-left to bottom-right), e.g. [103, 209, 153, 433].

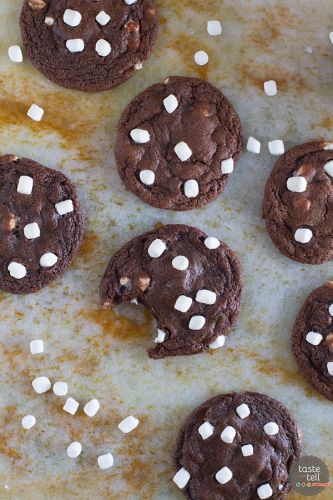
[263, 141, 333, 264]
[0, 155, 84, 294]
[115, 76, 243, 210]
[20, 0, 158, 92]
[174, 392, 302, 499]
[292, 281, 333, 401]
[100, 224, 242, 359]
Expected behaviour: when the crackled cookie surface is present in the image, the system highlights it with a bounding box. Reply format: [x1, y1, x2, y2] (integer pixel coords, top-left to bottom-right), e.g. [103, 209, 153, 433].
[292, 281, 333, 401]
[263, 141, 333, 264]
[20, 0, 158, 92]
[100, 224, 242, 358]
[115, 76, 243, 210]
[0, 155, 84, 294]
[174, 392, 302, 499]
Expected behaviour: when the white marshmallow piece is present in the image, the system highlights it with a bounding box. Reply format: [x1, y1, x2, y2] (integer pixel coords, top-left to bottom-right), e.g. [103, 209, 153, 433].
[40, 253, 58, 268]
[184, 180, 199, 198]
[163, 94, 179, 114]
[175, 142, 192, 161]
[8, 45, 23, 63]
[56, 199, 74, 215]
[268, 140, 285, 155]
[27, 104, 44, 122]
[66, 39, 85, 53]
[22, 415, 36, 430]
[139, 170, 155, 186]
[329, 32, 333, 45]
[221, 158, 234, 174]
[53, 381, 68, 396]
[196, 289, 216, 305]
[83, 399, 100, 418]
[24, 222, 40, 240]
[96, 39, 112, 57]
[287, 176, 307, 193]
[130, 128, 150, 144]
[304, 46, 313, 54]
[8, 262, 27, 280]
[174, 295, 193, 313]
[63, 9, 82, 27]
[154, 329, 166, 343]
[148, 239, 166, 258]
[247, 136, 261, 154]
[204, 237, 220, 250]
[198, 421, 214, 440]
[67, 441, 82, 458]
[209, 335, 226, 349]
[263, 422, 279, 436]
[173, 468, 190, 489]
[17, 176, 33, 195]
[125, 0, 138, 4]
[96, 11, 111, 26]
[118, 416, 139, 433]
[257, 483, 273, 499]
[98, 453, 114, 470]
[32, 376, 51, 394]
[294, 228, 313, 244]
[63, 397, 79, 415]
[207, 20, 222, 36]
[45, 17, 55, 26]
[324, 143, 333, 150]
[329, 304, 333, 316]
[194, 50, 209, 66]
[306, 331, 323, 346]
[172, 256, 189, 271]
[327, 362, 333, 376]
[30, 340, 44, 355]
[241, 444, 254, 457]
[135, 62, 143, 70]
[189, 315, 206, 330]
[216, 466, 233, 485]
[236, 403, 250, 419]
[324, 161, 333, 177]
[221, 426, 236, 444]
[264, 80, 277, 96]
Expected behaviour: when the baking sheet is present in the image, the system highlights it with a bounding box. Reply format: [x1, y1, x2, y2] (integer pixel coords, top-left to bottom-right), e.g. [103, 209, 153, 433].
[0, 0, 332, 498]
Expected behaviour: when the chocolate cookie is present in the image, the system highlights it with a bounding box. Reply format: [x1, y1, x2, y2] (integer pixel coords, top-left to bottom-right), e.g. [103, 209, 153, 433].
[115, 76, 243, 210]
[292, 281, 333, 401]
[0, 155, 84, 294]
[20, 0, 158, 92]
[100, 224, 242, 358]
[263, 141, 333, 264]
[174, 392, 302, 499]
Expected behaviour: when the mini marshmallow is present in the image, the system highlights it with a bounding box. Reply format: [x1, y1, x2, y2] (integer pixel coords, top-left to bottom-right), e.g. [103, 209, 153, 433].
[247, 136, 261, 154]
[189, 315, 206, 330]
[221, 426, 236, 444]
[56, 200, 74, 215]
[22, 415, 36, 430]
[184, 180, 199, 198]
[96, 11, 111, 26]
[24, 222, 40, 240]
[173, 468, 190, 489]
[294, 228, 313, 244]
[63, 9, 82, 27]
[287, 176, 307, 192]
[8, 45, 23, 63]
[324, 161, 333, 177]
[139, 170, 155, 186]
[174, 295, 193, 313]
[96, 39, 112, 57]
[8, 262, 27, 279]
[236, 403, 250, 419]
[264, 80, 277, 96]
[67, 441, 82, 458]
[221, 158, 234, 174]
[83, 399, 100, 417]
[154, 329, 166, 343]
[264, 422, 279, 436]
[53, 381, 68, 396]
[175, 142, 192, 161]
[125, 0, 138, 4]
[209, 335, 226, 349]
[163, 94, 179, 114]
[63, 397, 79, 415]
[194, 50, 209, 66]
[216, 466, 233, 485]
[268, 140, 285, 155]
[306, 331, 323, 346]
[148, 239, 166, 258]
[130, 128, 150, 144]
[198, 421, 214, 440]
[40, 253, 58, 268]
[172, 256, 189, 271]
[204, 237, 220, 249]
[45, 16, 55, 26]
[196, 289, 216, 305]
[98, 453, 114, 470]
[32, 376, 51, 394]
[30, 340, 44, 355]
[118, 416, 139, 433]
[257, 483, 273, 499]
[17, 176, 33, 195]
[324, 143, 333, 150]
[241, 444, 254, 457]
[27, 104, 44, 122]
[327, 362, 333, 376]
[135, 62, 143, 70]
[66, 39, 85, 53]
[131, 298, 139, 305]
[207, 20, 222, 36]
[329, 304, 333, 316]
